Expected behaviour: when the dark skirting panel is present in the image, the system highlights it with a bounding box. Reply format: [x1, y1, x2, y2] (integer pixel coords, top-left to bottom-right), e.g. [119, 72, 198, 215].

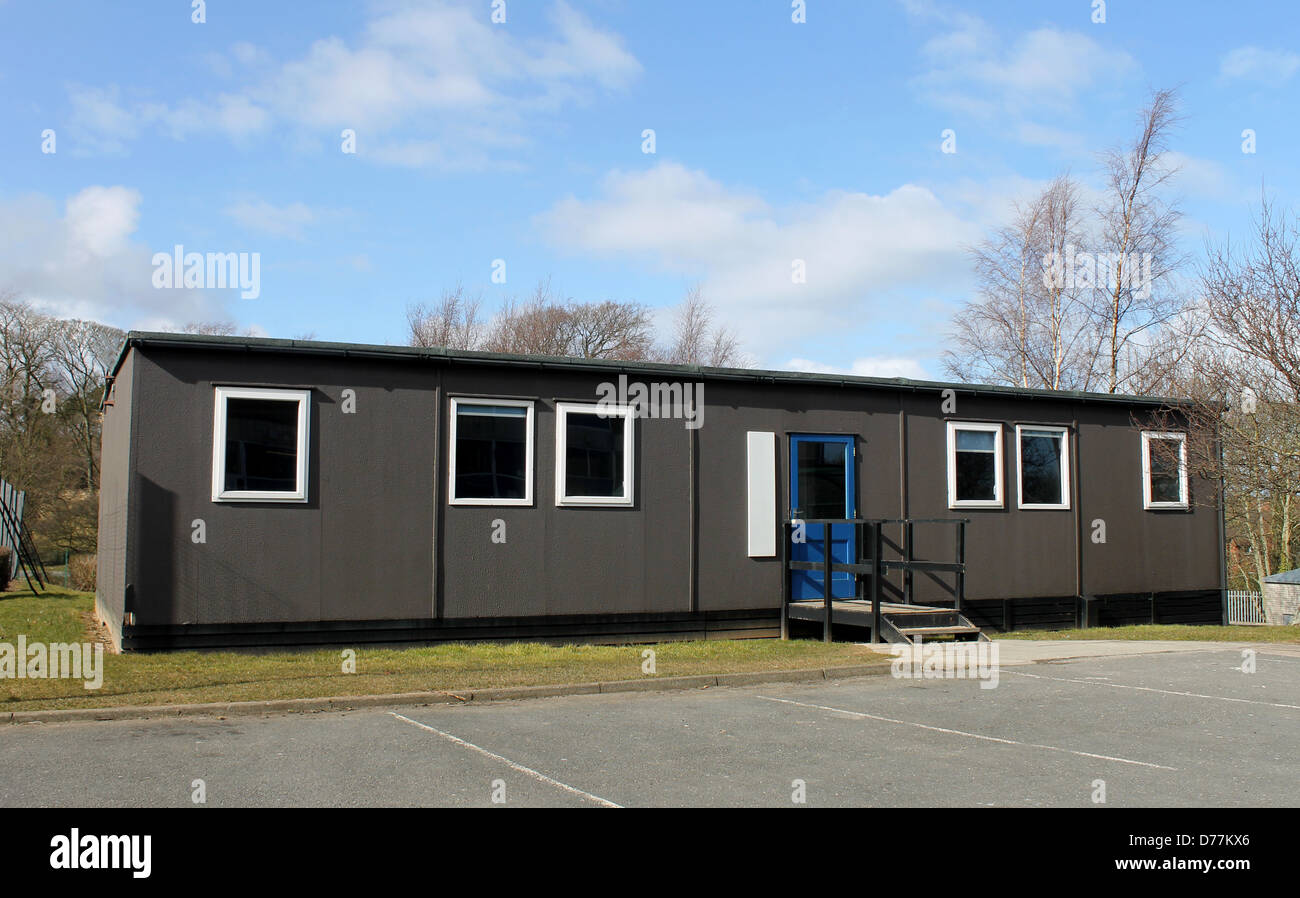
[962, 590, 1222, 633]
[122, 609, 781, 651]
[961, 596, 1076, 632]
[120, 591, 1223, 649]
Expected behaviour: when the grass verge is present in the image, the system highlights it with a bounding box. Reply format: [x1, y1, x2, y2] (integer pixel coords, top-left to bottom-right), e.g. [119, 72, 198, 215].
[997, 623, 1300, 643]
[0, 587, 889, 712]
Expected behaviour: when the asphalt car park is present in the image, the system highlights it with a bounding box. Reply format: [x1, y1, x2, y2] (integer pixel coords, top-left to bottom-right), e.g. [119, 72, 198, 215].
[1, 644, 1296, 808]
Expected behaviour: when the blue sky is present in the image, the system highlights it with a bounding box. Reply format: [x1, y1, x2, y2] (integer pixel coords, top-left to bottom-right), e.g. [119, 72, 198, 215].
[2, 0, 1298, 376]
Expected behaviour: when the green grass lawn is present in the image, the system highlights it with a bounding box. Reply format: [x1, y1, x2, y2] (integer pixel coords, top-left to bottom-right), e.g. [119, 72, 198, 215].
[997, 623, 1300, 643]
[0, 586, 889, 712]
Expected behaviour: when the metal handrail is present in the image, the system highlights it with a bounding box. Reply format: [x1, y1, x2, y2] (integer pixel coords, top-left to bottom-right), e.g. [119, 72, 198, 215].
[781, 517, 969, 643]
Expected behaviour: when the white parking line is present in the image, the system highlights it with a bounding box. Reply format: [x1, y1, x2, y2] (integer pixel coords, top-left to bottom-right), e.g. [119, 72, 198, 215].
[1002, 669, 1300, 710]
[389, 712, 623, 808]
[755, 696, 1177, 770]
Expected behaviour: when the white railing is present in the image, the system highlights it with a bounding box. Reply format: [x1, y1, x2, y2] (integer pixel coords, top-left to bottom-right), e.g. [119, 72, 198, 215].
[1227, 590, 1266, 625]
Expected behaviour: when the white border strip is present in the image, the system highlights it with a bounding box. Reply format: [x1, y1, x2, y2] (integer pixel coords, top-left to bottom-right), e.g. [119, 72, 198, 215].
[389, 712, 623, 807]
[212, 386, 311, 503]
[555, 401, 635, 507]
[946, 420, 1004, 509]
[1015, 424, 1070, 510]
[1140, 430, 1189, 510]
[447, 397, 535, 506]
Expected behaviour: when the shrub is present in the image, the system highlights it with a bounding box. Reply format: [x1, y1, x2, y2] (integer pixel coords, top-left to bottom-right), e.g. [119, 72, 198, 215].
[68, 554, 96, 592]
[0, 546, 11, 591]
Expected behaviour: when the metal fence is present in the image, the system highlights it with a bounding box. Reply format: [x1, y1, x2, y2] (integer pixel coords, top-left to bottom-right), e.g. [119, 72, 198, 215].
[0, 476, 24, 580]
[1227, 590, 1266, 625]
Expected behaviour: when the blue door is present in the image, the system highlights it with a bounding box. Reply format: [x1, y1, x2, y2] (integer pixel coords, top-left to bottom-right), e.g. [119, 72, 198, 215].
[790, 434, 856, 599]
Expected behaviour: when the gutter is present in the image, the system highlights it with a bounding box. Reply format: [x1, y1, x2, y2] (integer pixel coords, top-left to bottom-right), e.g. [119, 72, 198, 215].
[110, 332, 1191, 410]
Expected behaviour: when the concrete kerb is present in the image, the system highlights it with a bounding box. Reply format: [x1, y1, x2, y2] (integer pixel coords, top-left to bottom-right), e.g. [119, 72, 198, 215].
[3, 663, 894, 726]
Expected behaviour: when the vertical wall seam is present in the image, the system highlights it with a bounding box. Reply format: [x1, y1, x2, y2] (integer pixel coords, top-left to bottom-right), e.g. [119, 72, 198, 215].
[898, 401, 908, 600]
[898, 401, 908, 518]
[1072, 411, 1084, 619]
[688, 422, 698, 613]
[433, 364, 444, 620]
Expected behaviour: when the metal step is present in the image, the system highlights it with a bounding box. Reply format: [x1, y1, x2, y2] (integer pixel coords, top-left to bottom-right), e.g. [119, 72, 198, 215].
[884, 610, 964, 629]
[896, 625, 982, 637]
[881, 610, 991, 645]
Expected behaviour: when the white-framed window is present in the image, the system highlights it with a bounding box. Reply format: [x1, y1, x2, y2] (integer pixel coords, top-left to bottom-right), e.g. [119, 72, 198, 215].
[1016, 425, 1070, 510]
[211, 386, 310, 502]
[1141, 431, 1189, 510]
[555, 401, 634, 506]
[448, 398, 534, 506]
[946, 421, 1003, 509]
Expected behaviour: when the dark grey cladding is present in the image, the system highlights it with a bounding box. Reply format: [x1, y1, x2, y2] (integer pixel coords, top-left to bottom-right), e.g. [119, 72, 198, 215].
[97, 334, 1222, 650]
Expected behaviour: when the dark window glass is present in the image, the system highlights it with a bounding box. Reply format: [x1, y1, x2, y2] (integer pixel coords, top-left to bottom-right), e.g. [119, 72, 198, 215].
[1020, 430, 1064, 505]
[797, 441, 847, 519]
[1148, 438, 1183, 503]
[954, 428, 997, 502]
[455, 404, 528, 500]
[224, 398, 300, 493]
[565, 412, 625, 498]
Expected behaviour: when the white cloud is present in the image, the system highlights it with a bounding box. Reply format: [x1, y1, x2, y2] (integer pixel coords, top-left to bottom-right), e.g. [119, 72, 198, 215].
[918, 27, 1136, 116]
[537, 162, 978, 358]
[224, 199, 319, 240]
[1219, 46, 1300, 84]
[64, 1, 639, 169]
[1015, 122, 1088, 154]
[68, 86, 272, 147]
[0, 187, 231, 327]
[901, 3, 1136, 117]
[260, 0, 639, 142]
[65, 186, 140, 259]
[231, 41, 273, 69]
[783, 357, 931, 380]
[1162, 151, 1234, 201]
[66, 85, 139, 153]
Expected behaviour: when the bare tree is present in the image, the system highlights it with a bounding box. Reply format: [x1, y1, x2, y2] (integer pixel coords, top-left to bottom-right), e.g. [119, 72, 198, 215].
[172, 321, 263, 337]
[944, 176, 1097, 390]
[1037, 177, 1099, 389]
[407, 285, 484, 350]
[1152, 198, 1300, 589]
[568, 300, 655, 361]
[1096, 87, 1187, 393]
[966, 186, 1043, 388]
[659, 286, 748, 367]
[946, 90, 1188, 395]
[478, 281, 658, 361]
[48, 318, 124, 490]
[484, 281, 577, 356]
[409, 280, 745, 365]
[0, 296, 105, 553]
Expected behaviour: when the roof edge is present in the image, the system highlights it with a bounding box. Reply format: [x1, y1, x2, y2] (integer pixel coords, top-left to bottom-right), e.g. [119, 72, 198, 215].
[109, 330, 1192, 408]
